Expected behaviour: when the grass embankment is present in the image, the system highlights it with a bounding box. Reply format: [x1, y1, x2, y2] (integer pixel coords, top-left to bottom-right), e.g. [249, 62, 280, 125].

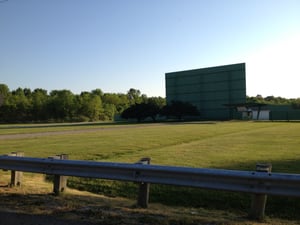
[1, 121, 300, 222]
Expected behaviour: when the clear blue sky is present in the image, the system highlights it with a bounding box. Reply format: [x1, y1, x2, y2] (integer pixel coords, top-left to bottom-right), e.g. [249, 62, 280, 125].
[1, 0, 299, 98]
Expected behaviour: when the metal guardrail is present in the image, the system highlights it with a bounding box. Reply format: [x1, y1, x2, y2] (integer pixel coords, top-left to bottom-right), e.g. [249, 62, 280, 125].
[1, 155, 300, 197]
[1, 154, 300, 220]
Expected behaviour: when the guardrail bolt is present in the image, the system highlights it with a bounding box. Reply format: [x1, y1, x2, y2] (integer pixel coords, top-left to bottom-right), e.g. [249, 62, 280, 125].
[10, 152, 24, 187]
[249, 163, 272, 220]
[136, 157, 151, 208]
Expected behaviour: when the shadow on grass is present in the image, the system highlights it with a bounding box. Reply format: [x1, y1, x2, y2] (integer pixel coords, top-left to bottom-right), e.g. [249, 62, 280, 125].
[0, 192, 134, 225]
[0, 192, 228, 225]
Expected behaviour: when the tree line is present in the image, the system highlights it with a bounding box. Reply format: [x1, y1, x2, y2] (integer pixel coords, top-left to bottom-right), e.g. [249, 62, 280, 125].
[0, 84, 200, 123]
[2, 83, 298, 123]
[0, 84, 167, 123]
[246, 95, 300, 109]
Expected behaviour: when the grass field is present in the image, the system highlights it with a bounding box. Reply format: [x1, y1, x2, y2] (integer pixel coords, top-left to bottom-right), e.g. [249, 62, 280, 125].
[1, 121, 300, 171]
[1, 121, 300, 221]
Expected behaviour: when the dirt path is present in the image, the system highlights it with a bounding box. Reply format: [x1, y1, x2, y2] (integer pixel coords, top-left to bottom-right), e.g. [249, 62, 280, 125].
[0, 123, 167, 140]
[0, 128, 104, 140]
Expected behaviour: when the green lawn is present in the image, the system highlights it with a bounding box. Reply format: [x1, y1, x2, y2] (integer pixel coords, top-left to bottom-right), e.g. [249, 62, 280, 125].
[1, 121, 300, 219]
[1, 121, 300, 172]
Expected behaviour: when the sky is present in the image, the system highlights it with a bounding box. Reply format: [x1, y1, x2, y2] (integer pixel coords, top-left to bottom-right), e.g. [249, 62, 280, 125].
[0, 0, 300, 98]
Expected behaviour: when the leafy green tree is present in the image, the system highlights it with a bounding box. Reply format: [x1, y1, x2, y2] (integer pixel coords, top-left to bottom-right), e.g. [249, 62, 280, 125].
[0, 84, 11, 122]
[121, 104, 145, 122]
[292, 98, 300, 109]
[0, 84, 10, 106]
[88, 95, 103, 121]
[102, 93, 130, 114]
[246, 95, 265, 103]
[127, 88, 142, 105]
[91, 88, 103, 97]
[48, 90, 76, 121]
[142, 102, 160, 121]
[77, 92, 103, 121]
[23, 88, 32, 98]
[102, 103, 116, 121]
[31, 88, 48, 121]
[146, 97, 166, 109]
[247, 95, 292, 105]
[160, 101, 199, 120]
[121, 102, 163, 122]
[7, 88, 31, 122]
[0, 84, 167, 123]
[143, 97, 166, 121]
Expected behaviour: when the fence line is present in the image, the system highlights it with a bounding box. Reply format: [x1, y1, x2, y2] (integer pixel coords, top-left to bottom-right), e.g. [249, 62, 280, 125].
[1, 153, 300, 220]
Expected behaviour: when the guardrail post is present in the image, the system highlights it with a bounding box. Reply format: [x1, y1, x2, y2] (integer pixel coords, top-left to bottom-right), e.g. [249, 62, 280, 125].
[10, 152, 24, 187]
[249, 163, 272, 220]
[136, 157, 151, 208]
[49, 154, 68, 195]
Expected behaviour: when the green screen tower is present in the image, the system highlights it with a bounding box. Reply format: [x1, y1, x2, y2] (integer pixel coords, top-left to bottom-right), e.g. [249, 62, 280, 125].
[165, 63, 246, 120]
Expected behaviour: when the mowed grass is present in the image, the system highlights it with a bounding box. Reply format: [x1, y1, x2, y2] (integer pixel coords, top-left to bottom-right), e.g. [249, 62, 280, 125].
[1, 121, 300, 220]
[1, 121, 300, 171]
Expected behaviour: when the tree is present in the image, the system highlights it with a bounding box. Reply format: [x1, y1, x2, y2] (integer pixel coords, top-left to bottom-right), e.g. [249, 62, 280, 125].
[292, 98, 300, 109]
[146, 103, 161, 121]
[121, 103, 146, 122]
[146, 97, 166, 109]
[76, 92, 103, 121]
[127, 88, 142, 105]
[160, 101, 199, 120]
[144, 97, 166, 121]
[91, 88, 103, 97]
[102, 93, 126, 113]
[120, 103, 145, 122]
[247, 95, 292, 105]
[121, 104, 136, 121]
[23, 88, 32, 97]
[102, 103, 116, 121]
[48, 90, 76, 121]
[0, 84, 11, 122]
[31, 88, 48, 121]
[0, 84, 167, 123]
[0, 84, 9, 105]
[7, 88, 31, 122]
[121, 102, 164, 122]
